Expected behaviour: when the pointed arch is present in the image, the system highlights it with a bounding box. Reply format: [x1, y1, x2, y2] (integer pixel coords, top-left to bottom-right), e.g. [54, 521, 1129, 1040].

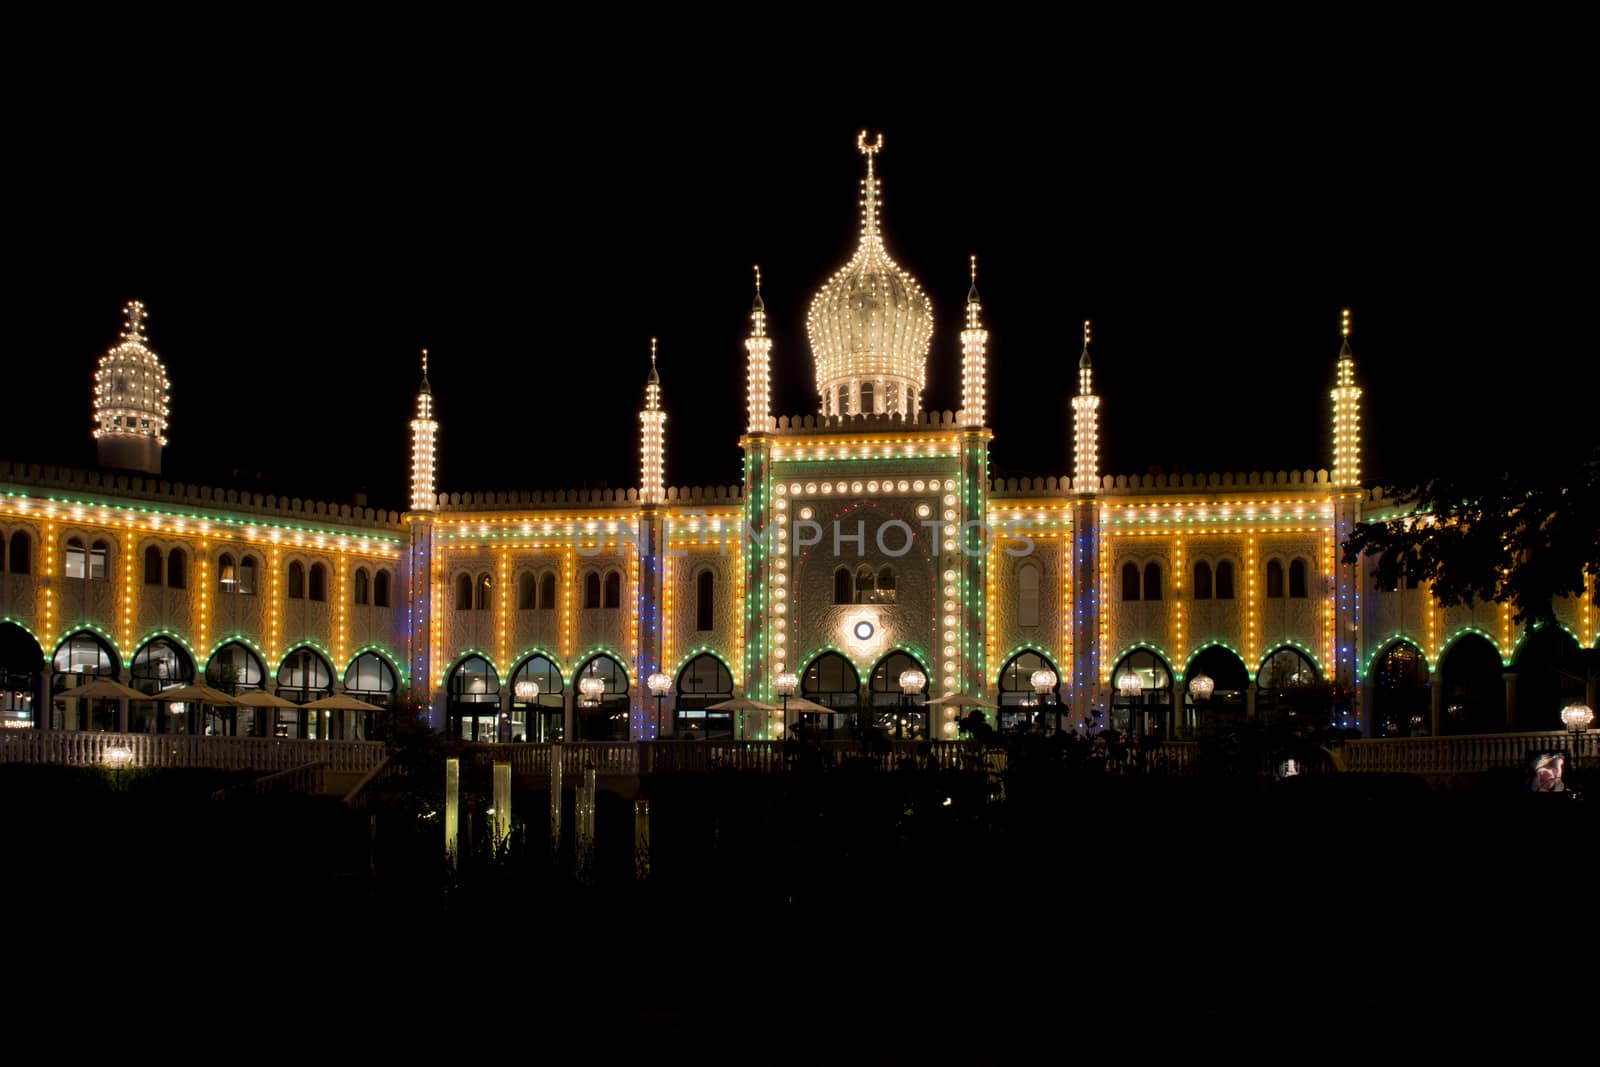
[1121, 561, 1140, 601]
[353, 567, 370, 605]
[573, 650, 630, 741]
[144, 545, 164, 586]
[167, 547, 187, 590]
[603, 570, 621, 609]
[474, 571, 491, 610]
[445, 653, 501, 742]
[583, 570, 601, 609]
[276, 645, 335, 703]
[538, 571, 556, 610]
[1368, 638, 1431, 737]
[1193, 561, 1213, 600]
[1265, 559, 1284, 599]
[205, 640, 267, 694]
[373, 568, 391, 608]
[833, 566, 852, 605]
[1142, 561, 1162, 600]
[517, 571, 536, 610]
[1258, 642, 1326, 681]
[455, 572, 473, 611]
[1215, 560, 1236, 600]
[1288, 557, 1308, 598]
[673, 651, 736, 739]
[288, 560, 306, 599]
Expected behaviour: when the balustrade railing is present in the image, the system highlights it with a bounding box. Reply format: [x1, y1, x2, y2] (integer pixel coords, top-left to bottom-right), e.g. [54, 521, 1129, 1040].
[0, 731, 385, 773]
[1334, 730, 1599, 775]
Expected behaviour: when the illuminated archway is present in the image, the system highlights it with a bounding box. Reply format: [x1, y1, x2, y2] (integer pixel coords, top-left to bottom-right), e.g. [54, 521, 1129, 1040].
[1369, 640, 1429, 737]
[574, 653, 629, 741]
[1111, 648, 1175, 739]
[996, 648, 1063, 733]
[446, 655, 500, 742]
[0, 622, 43, 730]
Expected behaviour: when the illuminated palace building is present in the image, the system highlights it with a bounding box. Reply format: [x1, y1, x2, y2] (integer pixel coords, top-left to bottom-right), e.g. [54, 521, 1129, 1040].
[2, 135, 1594, 744]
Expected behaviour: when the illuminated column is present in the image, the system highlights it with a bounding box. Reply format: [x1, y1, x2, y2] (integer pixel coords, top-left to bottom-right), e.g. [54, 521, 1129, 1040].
[408, 351, 440, 729]
[960, 256, 987, 427]
[745, 266, 772, 433]
[1072, 321, 1100, 491]
[1330, 313, 1366, 731]
[634, 342, 667, 740]
[1071, 324, 1102, 726]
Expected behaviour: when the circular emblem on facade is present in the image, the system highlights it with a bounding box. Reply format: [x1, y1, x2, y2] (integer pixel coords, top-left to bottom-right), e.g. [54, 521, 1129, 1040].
[853, 620, 875, 641]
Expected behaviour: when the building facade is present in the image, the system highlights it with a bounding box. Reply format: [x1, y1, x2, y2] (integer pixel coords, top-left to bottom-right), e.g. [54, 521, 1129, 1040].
[2, 136, 1594, 742]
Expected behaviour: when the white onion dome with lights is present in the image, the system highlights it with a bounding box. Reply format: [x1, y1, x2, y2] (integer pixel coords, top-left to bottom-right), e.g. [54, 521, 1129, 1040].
[93, 300, 171, 475]
[806, 131, 933, 418]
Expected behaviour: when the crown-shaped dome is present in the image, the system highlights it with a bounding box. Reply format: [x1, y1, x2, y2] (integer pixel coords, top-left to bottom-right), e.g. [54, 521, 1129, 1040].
[93, 300, 170, 446]
[806, 133, 932, 416]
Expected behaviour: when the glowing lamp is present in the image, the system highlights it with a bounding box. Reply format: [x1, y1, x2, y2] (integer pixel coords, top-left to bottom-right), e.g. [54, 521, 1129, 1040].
[773, 671, 799, 697]
[1030, 669, 1057, 694]
[514, 680, 540, 703]
[578, 675, 605, 707]
[646, 672, 672, 697]
[1188, 673, 1215, 701]
[1117, 673, 1144, 698]
[898, 669, 927, 695]
[1561, 703, 1594, 731]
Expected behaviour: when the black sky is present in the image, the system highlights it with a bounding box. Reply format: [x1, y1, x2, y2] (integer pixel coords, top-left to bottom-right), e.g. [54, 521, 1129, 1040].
[7, 46, 1592, 511]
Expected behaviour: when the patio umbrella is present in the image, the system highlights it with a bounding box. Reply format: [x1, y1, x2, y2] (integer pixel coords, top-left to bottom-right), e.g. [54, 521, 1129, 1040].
[301, 692, 384, 712]
[779, 696, 837, 716]
[704, 696, 778, 741]
[58, 677, 147, 702]
[230, 689, 300, 709]
[150, 683, 240, 706]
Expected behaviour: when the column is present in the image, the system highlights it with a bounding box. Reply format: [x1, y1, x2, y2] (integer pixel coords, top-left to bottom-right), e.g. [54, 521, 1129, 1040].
[1503, 671, 1518, 729]
[497, 687, 512, 744]
[1430, 675, 1444, 737]
[563, 684, 575, 743]
[1245, 682, 1258, 721]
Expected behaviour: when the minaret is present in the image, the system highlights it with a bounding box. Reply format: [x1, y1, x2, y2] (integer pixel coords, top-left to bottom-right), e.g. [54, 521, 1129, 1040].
[639, 338, 666, 504]
[1331, 308, 1363, 488]
[1329, 309, 1367, 732]
[407, 349, 439, 725]
[635, 339, 667, 739]
[410, 350, 439, 512]
[1071, 320, 1104, 730]
[746, 266, 772, 433]
[1071, 320, 1100, 490]
[960, 255, 987, 426]
[93, 300, 171, 475]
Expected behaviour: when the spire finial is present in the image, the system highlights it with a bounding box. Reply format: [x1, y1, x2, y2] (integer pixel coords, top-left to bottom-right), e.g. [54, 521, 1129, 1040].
[646, 336, 661, 394]
[650, 336, 657, 371]
[753, 264, 765, 312]
[856, 130, 883, 240]
[1339, 308, 1352, 358]
[1084, 319, 1092, 350]
[419, 348, 431, 393]
[1079, 319, 1093, 374]
[120, 299, 148, 344]
[967, 254, 979, 303]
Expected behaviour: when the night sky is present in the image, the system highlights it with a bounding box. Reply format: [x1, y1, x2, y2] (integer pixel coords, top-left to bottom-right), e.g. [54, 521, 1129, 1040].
[8, 76, 1591, 512]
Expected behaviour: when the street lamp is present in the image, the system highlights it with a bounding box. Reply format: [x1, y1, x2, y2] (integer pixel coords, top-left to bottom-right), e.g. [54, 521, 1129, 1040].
[1186, 673, 1214, 738]
[773, 670, 798, 739]
[646, 671, 671, 739]
[898, 668, 926, 739]
[513, 679, 539, 742]
[1560, 701, 1594, 769]
[1031, 668, 1058, 733]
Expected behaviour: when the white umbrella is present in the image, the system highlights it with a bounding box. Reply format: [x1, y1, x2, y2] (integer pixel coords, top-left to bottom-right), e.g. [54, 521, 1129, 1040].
[924, 692, 1000, 709]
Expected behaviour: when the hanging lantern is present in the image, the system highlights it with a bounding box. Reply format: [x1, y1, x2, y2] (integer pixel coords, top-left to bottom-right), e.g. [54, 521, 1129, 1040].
[772, 671, 799, 697]
[513, 679, 540, 703]
[1561, 702, 1595, 731]
[1030, 668, 1057, 694]
[1118, 672, 1144, 698]
[646, 672, 672, 697]
[578, 674, 605, 707]
[898, 669, 927, 695]
[1188, 673, 1215, 701]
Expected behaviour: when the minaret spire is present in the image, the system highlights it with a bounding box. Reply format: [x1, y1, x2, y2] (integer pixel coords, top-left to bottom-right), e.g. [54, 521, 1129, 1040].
[410, 348, 439, 512]
[960, 254, 988, 426]
[640, 337, 666, 503]
[1331, 308, 1362, 487]
[1072, 319, 1100, 491]
[746, 265, 772, 433]
[857, 130, 883, 242]
[120, 299, 149, 344]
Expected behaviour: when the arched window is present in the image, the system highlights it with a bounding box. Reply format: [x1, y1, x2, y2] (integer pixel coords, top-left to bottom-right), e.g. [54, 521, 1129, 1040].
[446, 655, 500, 742]
[345, 652, 398, 699]
[1018, 561, 1041, 627]
[674, 653, 734, 739]
[997, 649, 1063, 732]
[1193, 561, 1213, 600]
[583, 571, 601, 609]
[167, 548, 187, 590]
[206, 642, 266, 694]
[539, 572, 556, 610]
[855, 566, 874, 602]
[574, 654, 629, 741]
[1288, 558, 1308, 598]
[354, 568, 370, 606]
[64, 538, 87, 580]
[455, 573, 472, 611]
[801, 651, 860, 714]
[53, 632, 118, 679]
[288, 561, 305, 599]
[277, 647, 333, 704]
[239, 556, 258, 596]
[474, 572, 492, 610]
[1265, 559, 1284, 599]
[1142, 562, 1162, 601]
[89, 541, 110, 582]
[695, 569, 714, 631]
[131, 637, 194, 696]
[0, 622, 43, 727]
[1113, 648, 1176, 738]
[603, 571, 621, 609]
[518, 572, 536, 610]
[885, 381, 900, 414]
[1215, 561, 1235, 600]
[860, 381, 875, 413]
[218, 553, 237, 593]
[876, 565, 896, 599]
[509, 654, 563, 742]
[1257, 647, 1323, 724]
[307, 562, 326, 602]
[1121, 562, 1140, 601]
[7, 531, 29, 574]
[373, 568, 390, 607]
[144, 545, 164, 586]
[834, 566, 852, 605]
[1371, 642, 1428, 737]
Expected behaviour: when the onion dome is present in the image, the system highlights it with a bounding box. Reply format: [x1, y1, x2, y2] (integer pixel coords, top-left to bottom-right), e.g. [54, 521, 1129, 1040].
[93, 300, 170, 474]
